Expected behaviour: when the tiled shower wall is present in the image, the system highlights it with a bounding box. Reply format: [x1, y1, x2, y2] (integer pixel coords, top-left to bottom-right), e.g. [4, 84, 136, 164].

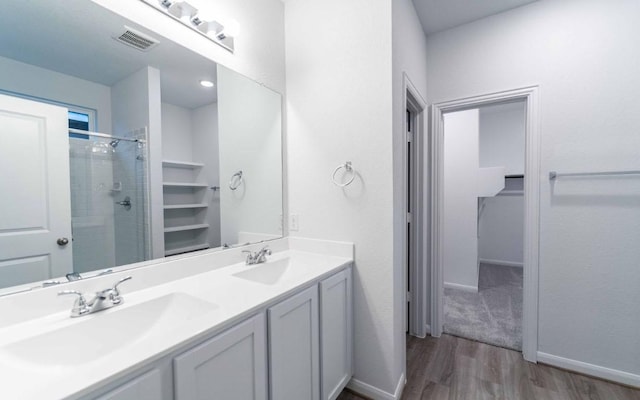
[68, 129, 149, 274]
[69, 138, 116, 273]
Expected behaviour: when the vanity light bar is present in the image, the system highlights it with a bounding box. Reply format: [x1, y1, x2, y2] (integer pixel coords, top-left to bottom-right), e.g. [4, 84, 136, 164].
[139, 0, 236, 53]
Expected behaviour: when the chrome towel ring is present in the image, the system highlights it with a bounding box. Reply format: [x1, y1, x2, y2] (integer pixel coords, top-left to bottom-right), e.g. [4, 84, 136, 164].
[332, 161, 355, 187]
[229, 170, 243, 190]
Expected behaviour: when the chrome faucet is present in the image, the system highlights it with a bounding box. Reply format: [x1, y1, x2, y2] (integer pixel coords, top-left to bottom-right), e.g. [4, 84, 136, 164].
[58, 276, 132, 318]
[242, 246, 272, 265]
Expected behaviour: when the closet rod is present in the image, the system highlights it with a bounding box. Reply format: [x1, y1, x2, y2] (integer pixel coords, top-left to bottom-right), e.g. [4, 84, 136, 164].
[549, 170, 640, 180]
[69, 128, 146, 143]
[505, 174, 524, 179]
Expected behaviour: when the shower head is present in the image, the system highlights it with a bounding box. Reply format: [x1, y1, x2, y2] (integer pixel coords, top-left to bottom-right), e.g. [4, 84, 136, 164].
[109, 139, 121, 148]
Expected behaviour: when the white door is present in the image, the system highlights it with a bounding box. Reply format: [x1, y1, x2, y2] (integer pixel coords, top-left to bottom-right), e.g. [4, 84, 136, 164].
[0, 93, 72, 289]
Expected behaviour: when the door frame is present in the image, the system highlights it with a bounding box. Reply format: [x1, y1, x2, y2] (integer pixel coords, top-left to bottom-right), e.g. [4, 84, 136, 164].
[429, 86, 540, 362]
[403, 73, 428, 338]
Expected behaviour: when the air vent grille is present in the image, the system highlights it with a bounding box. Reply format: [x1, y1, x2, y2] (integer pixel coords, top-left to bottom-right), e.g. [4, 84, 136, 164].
[114, 26, 159, 52]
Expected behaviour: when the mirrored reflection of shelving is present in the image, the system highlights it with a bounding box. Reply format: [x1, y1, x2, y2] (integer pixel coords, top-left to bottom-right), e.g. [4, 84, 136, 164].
[162, 159, 210, 256]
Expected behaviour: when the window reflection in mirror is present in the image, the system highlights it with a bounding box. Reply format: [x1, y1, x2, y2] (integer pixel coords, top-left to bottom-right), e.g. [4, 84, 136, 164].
[0, 0, 283, 293]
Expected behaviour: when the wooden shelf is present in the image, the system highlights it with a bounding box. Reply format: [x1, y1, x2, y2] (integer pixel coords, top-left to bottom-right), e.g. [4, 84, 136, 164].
[164, 223, 209, 233]
[163, 182, 209, 188]
[163, 204, 209, 210]
[162, 160, 204, 169]
[164, 243, 210, 256]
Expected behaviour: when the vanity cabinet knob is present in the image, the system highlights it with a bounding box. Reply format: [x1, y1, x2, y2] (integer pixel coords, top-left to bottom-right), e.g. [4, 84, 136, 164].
[57, 237, 70, 246]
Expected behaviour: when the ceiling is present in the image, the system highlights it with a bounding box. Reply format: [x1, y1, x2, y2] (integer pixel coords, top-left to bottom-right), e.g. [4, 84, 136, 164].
[412, 0, 538, 35]
[0, 0, 217, 109]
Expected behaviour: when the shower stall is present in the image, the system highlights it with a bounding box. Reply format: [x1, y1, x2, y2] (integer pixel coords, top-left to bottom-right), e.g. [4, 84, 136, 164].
[68, 127, 150, 274]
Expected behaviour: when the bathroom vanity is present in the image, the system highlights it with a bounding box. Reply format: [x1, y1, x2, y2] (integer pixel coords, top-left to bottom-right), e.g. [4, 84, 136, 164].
[0, 238, 353, 400]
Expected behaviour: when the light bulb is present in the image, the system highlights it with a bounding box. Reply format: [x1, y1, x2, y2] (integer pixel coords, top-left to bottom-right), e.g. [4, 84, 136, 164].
[200, 80, 214, 88]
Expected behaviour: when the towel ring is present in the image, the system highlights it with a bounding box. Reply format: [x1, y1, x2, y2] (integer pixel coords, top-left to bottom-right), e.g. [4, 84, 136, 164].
[332, 161, 355, 187]
[229, 170, 243, 190]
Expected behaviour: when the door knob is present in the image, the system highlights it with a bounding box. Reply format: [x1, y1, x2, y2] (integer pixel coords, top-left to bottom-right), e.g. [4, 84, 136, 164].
[57, 237, 70, 246]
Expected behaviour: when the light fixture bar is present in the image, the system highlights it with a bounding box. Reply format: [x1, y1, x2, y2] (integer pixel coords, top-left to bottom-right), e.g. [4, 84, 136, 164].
[138, 0, 236, 53]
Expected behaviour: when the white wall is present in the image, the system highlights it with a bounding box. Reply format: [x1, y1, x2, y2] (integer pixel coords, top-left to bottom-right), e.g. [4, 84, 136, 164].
[427, 0, 640, 383]
[392, 0, 429, 380]
[443, 110, 480, 291]
[161, 102, 194, 161]
[192, 103, 222, 248]
[478, 194, 524, 266]
[217, 66, 282, 245]
[285, 0, 408, 396]
[479, 101, 525, 175]
[111, 67, 164, 258]
[0, 55, 112, 134]
[478, 102, 525, 267]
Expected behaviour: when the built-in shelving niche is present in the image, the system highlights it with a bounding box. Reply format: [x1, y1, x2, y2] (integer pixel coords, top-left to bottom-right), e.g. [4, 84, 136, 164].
[162, 160, 211, 256]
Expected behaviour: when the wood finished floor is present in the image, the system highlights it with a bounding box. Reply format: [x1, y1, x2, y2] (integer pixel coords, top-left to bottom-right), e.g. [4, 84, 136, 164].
[337, 334, 640, 400]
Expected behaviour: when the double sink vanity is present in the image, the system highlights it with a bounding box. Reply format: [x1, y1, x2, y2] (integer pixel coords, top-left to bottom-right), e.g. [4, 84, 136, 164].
[0, 238, 354, 400]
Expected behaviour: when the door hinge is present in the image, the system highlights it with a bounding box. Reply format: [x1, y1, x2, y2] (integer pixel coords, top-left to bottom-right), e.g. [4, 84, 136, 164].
[407, 291, 412, 302]
[407, 212, 412, 223]
[407, 131, 414, 143]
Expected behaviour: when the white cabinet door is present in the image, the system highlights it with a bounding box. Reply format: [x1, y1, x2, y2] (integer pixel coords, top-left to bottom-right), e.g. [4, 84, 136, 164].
[93, 369, 162, 400]
[174, 313, 268, 400]
[0, 93, 72, 288]
[268, 285, 320, 400]
[320, 268, 353, 400]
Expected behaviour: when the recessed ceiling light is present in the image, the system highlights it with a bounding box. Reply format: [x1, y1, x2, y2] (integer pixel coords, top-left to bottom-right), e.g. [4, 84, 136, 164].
[200, 80, 214, 88]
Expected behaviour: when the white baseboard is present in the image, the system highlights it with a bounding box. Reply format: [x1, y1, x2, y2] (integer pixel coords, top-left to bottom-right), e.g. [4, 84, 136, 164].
[479, 258, 523, 268]
[347, 372, 406, 400]
[444, 282, 478, 293]
[537, 352, 640, 388]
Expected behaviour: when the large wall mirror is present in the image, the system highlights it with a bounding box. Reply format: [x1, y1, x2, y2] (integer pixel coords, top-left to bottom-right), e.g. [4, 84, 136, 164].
[0, 0, 283, 294]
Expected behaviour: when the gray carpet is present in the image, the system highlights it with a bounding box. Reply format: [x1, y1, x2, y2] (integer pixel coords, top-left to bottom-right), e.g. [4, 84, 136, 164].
[444, 263, 523, 350]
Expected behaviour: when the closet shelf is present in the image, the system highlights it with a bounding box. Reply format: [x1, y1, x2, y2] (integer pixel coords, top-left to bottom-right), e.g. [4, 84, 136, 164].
[164, 243, 210, 256]
[163, 204, 209, 210]
[163, 182, 209, 188]
[498, 190, 524, 196]
[162, 160, 204, 169]
[164, 224, 210, 233]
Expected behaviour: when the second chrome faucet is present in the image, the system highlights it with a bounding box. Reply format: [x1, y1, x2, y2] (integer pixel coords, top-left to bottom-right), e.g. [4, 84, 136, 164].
[242, 246, 272, 265]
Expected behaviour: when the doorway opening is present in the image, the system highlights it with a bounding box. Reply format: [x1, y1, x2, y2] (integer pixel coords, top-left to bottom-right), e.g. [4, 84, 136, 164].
[429, 87, 540, 361]
[441, 100, 526, 350]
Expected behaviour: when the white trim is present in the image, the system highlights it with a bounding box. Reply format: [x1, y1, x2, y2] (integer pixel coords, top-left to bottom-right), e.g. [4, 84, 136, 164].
[347, 372, 406, 400]
[444, 282, 478, 293]
[537, 352, 640, 388]
[479, 258, 524, 268]
[430, 86, 541, 363]
[403, 72, 428, 339]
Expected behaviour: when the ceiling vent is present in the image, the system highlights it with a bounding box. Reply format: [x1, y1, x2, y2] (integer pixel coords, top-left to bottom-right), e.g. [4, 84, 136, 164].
[113, 26, 159, 52]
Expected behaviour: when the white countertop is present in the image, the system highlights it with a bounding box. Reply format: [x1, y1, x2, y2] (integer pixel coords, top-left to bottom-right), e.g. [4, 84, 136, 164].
[0, 238, 353, 400]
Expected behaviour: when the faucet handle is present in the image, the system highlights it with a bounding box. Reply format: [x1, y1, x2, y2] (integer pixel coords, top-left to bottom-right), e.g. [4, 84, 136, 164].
[58, 290, 87, 307]
[111, 276, 132, 296]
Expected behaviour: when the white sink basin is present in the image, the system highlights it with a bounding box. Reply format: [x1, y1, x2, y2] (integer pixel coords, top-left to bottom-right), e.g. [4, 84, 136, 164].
[1, 293, 217, 367]
[232, 258, 296, 285]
